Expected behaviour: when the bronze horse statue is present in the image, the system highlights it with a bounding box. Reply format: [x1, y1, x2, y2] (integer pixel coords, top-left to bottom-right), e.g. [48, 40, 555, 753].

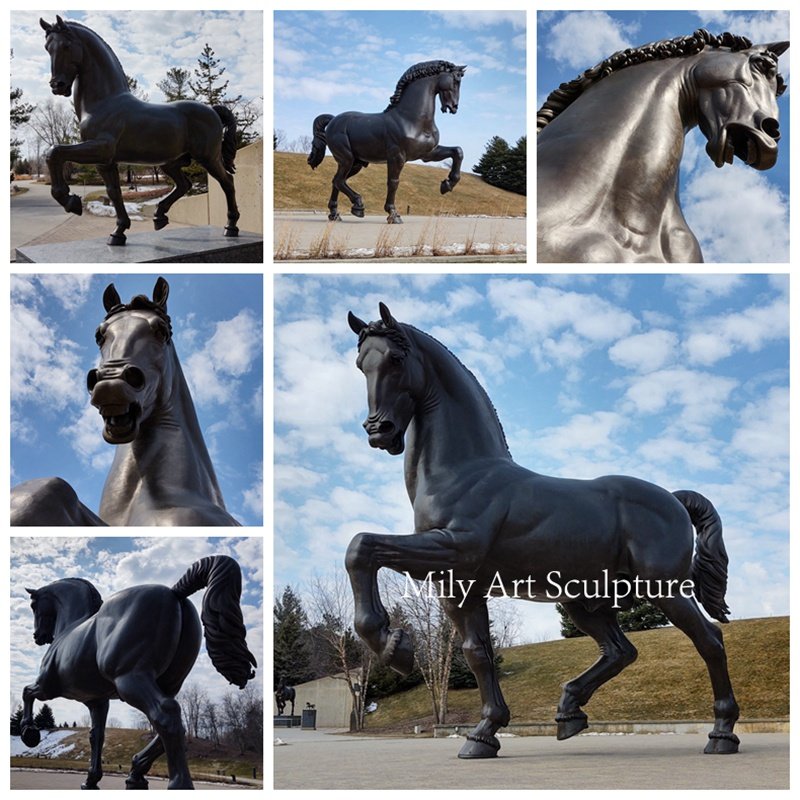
[275, 680, 296, 716]
[10, 277, 240, 526]
[308, 60, 466, 224]
[40, 16, 240, 245]
[537, 29, 788, 262]
[20, 555, 257, 790]
[346, 303, 740, 759]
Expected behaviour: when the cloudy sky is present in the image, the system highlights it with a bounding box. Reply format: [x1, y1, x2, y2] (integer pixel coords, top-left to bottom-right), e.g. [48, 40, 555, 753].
[275, 274, 788, 643]
[10, 273, 263, 526]
[10, 9, 263, 155]
[537, 9, 790, 262]
[274, 10, 526, 174]
[10, 536, 263, 729]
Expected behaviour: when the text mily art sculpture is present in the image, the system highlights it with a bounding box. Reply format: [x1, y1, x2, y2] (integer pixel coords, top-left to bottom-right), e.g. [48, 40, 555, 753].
[537, 29, 788, 262]
[40, 16, 239, 245]
[20, 555, 257, 790]
[307, 60, 466, 224]
[346, 304, 740, 759]
[11, 278, 240, 526]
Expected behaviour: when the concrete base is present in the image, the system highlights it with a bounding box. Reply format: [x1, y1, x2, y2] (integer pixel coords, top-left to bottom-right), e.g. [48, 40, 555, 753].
[274, 715, 302, 729]
[15, 226, 263, 263]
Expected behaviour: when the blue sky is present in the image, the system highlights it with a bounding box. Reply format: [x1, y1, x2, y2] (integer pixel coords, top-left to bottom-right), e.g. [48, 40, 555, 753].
[10, 274, 263, 526]
[10, 536, 263, 729]
[538, 9, 790, 262]
[274, 10, 526, 176]
[274, 274, 788, 643]
[10, 9, 263, 155]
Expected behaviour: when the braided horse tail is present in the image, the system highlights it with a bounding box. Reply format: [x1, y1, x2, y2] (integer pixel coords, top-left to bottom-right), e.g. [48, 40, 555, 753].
[172, 555, 257, 688]
[308, 114, 334, 168]
[212, 105, 238, 174]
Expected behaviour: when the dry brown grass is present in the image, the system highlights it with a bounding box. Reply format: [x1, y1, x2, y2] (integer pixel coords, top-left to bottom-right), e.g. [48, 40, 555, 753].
[276, 152, 526, 217]
[307, 222, 349, 259]
[374, 226, 402, 258]
[274, 224, 300, 260]
[364, 616, 789, 734]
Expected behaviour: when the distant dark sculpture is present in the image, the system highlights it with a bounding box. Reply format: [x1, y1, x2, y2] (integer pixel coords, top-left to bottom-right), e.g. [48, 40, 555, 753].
[307, 60, 466, 224]
[537, 29, 789, 262]
[346, 303, 740, 759]
[275, 680, 296, 716]
[20, 555, 257, 790]
[11, 277, 240, 526]
[40, 16, 239, 245]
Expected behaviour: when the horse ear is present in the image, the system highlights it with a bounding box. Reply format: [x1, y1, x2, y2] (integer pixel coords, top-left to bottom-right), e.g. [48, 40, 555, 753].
[25, 587, 38, 598]
[348, 311, 367, 335]
[153, 277, 169, 310]
[103, 283, 122, 312]
[458, 65, 467, 72]
[40, 18, 53, 33]
[379, 302, 398, 329]
[55, 15, 66, 29]
[764, 41, 789, 58]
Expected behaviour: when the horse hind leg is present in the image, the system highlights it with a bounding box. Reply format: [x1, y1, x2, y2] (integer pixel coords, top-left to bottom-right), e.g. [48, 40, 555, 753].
[328, 163, 365, 221]
[153, 155, 192, 231]
[329, 152, 365, 218]
[556, 602, 638, 740]
[651, 594, 740, 753]
[198, 156, 240, 237]
[125, 734, 165, 789]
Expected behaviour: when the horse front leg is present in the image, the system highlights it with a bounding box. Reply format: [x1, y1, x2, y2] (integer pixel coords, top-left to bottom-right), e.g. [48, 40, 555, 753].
[82, 699, 109, 789]
[384, 156, 405, 224]
[97, 165, 131, 246]
[45, 139, 115, 216]
[20, 681, 47, 747]
[345, 528, 484, 675]
[442, 598, 510, 759]
[421, 145, 464, 194]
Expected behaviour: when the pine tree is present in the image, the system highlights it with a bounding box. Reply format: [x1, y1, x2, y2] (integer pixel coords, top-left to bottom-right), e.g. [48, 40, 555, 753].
[473, 135, 526, 195]
[273, 586, 312, 686]
[10, 706, 23, 736]
[34, 703, 56, 730]
[556, 599, 670, 638]
[189, 43, 240, 106]
[158, 67, 192, 101]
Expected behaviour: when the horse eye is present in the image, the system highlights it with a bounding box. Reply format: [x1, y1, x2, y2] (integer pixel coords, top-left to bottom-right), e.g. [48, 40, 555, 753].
[95, 326, 105, 347]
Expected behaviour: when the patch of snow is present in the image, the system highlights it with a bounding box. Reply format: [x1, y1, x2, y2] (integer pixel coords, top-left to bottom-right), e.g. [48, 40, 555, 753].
[86, 200, 144, 221]
[274, 737, 288, 746]
[11, 729, 76, 757]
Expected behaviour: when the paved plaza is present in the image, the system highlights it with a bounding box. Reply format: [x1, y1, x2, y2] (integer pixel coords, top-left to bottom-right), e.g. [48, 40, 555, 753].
[11, 769, 255, 790]
[273, 728, 789, 790]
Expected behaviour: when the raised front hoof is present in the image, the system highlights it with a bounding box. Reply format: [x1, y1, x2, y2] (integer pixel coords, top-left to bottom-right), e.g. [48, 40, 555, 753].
[65, 194, 83, 215]
[704, 732, 740, 754]
[458, 734, 500, 759]
[107, 232, 127, 246]
[351, 204, 365, 218]
[440, 179, 453, 195]
[382, 628, 414, 676]
[124, 776, 149, 790]
[21, 725, 40, 747]
[556, 711, 588, 741]
[328, 212, 342, 221]
[153, 216, 169, 231]
[224, 225, 239, 237]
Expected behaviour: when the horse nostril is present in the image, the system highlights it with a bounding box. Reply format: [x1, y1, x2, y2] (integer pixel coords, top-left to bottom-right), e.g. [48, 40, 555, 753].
[761, 118, 780, 141]
[377, 421, 395, 434]
[123, 365, 145, 390]
[86, 369, 99, 392]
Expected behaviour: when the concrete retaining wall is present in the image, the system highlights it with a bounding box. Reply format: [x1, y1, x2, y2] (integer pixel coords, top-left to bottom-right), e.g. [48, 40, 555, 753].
[286, 676, 353, 729]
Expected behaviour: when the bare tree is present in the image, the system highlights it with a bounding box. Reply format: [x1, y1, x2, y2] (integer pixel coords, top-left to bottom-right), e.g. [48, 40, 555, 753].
[487, 598, 522, 649]
[200, 699, 221, 746]
[178, 682, 208, 741]
[307, 572, 374, 731]
[287, 135, 313, 153]
[273, 128, 287, 151]
[220, 684, 262, 754]
[26, 99, 78, 149]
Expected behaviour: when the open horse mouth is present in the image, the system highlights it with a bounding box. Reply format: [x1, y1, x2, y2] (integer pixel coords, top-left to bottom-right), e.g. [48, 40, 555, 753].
[368, 429, 406, 455]
[710, 124, 778, 170]
[100, 402, 142, 444]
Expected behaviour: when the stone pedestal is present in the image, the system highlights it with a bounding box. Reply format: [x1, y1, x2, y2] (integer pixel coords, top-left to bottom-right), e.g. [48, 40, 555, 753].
[274, 715, 302, 728]
[15, 226, 263, 263]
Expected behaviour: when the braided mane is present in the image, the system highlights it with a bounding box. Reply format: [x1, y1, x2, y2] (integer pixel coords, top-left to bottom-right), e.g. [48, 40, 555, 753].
[385, 60, 459, 111]
[537, 29, 784, 133]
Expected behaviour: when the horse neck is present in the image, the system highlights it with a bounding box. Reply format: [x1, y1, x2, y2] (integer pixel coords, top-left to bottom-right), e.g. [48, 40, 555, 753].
[541, 58, 692, 214]
[101, 346, 226, 515]
[72, 24, 129, 115]
[392, 76, 438, 126]
[404, 327, 510, 486]
[52, 582, 97, 635]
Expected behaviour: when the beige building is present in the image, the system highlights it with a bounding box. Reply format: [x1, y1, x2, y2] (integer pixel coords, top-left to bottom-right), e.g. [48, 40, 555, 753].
[289, 675, 354, 729]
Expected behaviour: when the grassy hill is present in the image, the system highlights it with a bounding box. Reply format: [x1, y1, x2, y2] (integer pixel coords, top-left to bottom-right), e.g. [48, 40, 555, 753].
[11, 727, 261, 784]
[365, 616, 788, 734]
[274, 151, 527, 217]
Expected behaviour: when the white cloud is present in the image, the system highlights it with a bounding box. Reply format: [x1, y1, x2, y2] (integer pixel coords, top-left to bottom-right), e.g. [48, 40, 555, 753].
[544, 11, 638, 71]
[730, 386, 788, 462]
[428, 11, 525, 31]
[664, 274, 746, 312]
[609, 330, 678, 373]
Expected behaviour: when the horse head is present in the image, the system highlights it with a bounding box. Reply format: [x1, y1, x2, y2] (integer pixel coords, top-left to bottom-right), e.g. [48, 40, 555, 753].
[438, 65, 467, 114]
[694, 41, 789, 170]
[40, 15, 82, 97]
[348, 303, 423, 455]
[25, 587, 57, 645]
[87, 277, 173, 444]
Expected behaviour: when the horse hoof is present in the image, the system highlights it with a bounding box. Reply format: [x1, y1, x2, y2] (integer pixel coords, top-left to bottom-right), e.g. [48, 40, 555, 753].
[21, 726, 40, 747]
[107, 233, 127, 246]
[351, 205, 365, 218]
[224, 226, 239, 237]
[153, 216, 169, 231]
[556, 711, 588, 740]
[328, 213, 342, 222]
[458, 734, 501, 759]
[704, 731, 740, 754]
[383, 628, 414, 676]
[440, 180, 452, 194]
[124, 776, 149, 789]
[387, 214, 403, 224]
[80, 783, 100, 790]
[66, 195, 83, 215]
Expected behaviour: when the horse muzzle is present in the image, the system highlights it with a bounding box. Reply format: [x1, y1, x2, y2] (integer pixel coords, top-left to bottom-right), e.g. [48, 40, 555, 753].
[364, 419, 406, 455]
[88, 366, 146, 444]
[708, 121, 779, 171]
[33, 630, 53, 646]
[49, 77, 72, 97]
